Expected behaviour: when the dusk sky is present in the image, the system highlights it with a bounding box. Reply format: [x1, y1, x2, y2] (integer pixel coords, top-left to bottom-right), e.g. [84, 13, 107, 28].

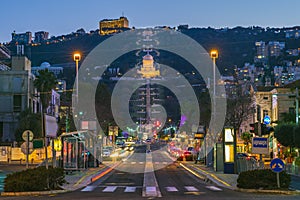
[1, 0, 300, 43]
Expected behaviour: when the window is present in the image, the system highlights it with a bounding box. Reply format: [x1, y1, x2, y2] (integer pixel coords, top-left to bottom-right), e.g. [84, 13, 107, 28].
[263, 110, 268, 117]
[13, 95, 22, 112]
[263, 96, 268, 100]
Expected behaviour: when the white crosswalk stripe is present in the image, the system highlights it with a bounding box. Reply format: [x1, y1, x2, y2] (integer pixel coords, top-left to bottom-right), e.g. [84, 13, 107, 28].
[81, 186, 96, 192]
[206, 186, 223, 191]
[103, 186, 118, 192]
[184, 186, 199, 192]
[124, 186, 136, 193]
[81, 185, 222, 194]
[165, 186, 178, 192]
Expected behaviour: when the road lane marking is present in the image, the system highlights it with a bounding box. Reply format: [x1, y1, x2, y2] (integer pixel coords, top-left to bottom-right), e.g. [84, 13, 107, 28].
[142, 153, 162, 197]
[81, 186, 96, 192]
[146, 186, 157, 195]
[185, 186, 199, 192]
[124, 186, 136, 193]
[165, 186, 178, 192]
[103, 186, 117, 192]
[131, 162, 136, 164]
[139, 162, 144, 164]
[206, 186, 223, 191]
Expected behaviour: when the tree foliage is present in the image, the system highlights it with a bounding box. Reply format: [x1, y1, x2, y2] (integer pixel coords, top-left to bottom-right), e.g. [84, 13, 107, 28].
[294, 124, 300, 148]
[274, 123, 296, 147]
[225, 83, 255, 133]
[34, 69, 57, 112]
[15, 109, 42, 142]
[95, 83, 115, 135]
[241, 131, 252, 153]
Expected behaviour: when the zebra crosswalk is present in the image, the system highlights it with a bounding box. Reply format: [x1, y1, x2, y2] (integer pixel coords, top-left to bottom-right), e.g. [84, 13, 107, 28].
[80, 185, 222, 194]
[122, 161, 170, 165]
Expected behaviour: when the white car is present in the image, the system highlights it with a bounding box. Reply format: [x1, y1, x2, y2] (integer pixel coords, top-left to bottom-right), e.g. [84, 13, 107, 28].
[102, 149, 111, 157]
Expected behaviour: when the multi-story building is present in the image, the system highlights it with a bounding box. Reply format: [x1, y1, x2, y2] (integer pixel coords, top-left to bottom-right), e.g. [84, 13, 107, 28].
[11, 31, 32, 45]
[34, 31, 49, 43]
[254, 86, 296, 124]
[99, 16, 129, 35]
[0, 56, 40, 142]
[255, 41, 268, 62]
[285, 29, 300, 39]
[268, 41, 285, 57]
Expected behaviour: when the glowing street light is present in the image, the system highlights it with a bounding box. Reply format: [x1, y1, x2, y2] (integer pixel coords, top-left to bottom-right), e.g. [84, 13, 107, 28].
[73, 52, 81, 103]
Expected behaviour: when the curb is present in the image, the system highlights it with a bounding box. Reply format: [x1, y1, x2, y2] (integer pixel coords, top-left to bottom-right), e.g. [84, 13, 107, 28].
[1, 190, 68, 196]
[180, 163, 234, 190]
[235, 188, 300, 195]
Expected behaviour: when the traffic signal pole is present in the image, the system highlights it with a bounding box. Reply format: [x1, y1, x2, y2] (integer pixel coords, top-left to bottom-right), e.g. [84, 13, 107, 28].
[257, 105, 263, 164]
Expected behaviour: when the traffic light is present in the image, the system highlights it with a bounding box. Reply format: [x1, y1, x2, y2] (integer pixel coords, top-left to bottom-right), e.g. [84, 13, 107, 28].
[250, 123, 258, 134]
[261, 124, 274, 135]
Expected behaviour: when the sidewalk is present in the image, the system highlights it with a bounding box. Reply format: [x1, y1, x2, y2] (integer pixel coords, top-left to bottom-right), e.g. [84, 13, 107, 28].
[181, 162, 238, 189]
[62, 161, 121, 191]
[181, 161, 300, 195]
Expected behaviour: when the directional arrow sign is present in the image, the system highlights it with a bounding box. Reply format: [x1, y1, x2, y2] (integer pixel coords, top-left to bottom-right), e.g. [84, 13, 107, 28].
[270, 158, 285, 173]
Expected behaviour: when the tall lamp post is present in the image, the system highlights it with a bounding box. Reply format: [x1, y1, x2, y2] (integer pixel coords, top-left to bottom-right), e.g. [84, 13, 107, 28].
[73, 53, 81, 104]
[209, 50, 218, 168]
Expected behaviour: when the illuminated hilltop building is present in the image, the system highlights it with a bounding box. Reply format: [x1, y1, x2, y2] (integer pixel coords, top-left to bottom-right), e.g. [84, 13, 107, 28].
[137, 53, 160, 78]
[99, 16, 129, 35]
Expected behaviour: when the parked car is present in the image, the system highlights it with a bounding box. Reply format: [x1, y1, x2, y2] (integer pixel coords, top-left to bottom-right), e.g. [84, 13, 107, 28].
[237, 153, 257, 161]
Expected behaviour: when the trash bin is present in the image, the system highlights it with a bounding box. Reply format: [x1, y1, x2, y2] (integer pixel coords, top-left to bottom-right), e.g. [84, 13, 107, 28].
[224, 162, 234, 174]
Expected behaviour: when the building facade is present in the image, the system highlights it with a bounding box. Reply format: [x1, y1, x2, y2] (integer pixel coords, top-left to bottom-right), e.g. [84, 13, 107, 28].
[34, 31, 49, 43]
[0, 56, 40, 142]
[11, 31, 32, 45]
[99, 17, 129, 35]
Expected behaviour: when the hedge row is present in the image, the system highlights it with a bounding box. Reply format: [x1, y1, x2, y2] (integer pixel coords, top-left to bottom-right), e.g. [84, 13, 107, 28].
[4, 166, 66, 192]
[237, 169, 291, 189]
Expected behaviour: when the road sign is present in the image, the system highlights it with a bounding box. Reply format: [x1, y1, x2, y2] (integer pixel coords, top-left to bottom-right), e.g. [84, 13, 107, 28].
[21, 142, 34, 155]
[22, 130, 34, 142]
[270, 158, 285, 173]
[252, 137, 269, 154]
[263, 115, 271, 125]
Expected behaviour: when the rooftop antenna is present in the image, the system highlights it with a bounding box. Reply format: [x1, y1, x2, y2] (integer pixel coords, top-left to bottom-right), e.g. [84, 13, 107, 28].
[122, 11, 124, 17]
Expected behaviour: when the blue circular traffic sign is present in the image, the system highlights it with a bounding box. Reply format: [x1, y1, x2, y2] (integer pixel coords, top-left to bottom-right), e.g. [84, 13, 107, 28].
[263, 115, 271, 125]
[270, 158, 285, 173]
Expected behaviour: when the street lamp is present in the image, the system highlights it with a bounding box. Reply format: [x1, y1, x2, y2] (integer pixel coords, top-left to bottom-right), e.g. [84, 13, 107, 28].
[73, 52, 81, 103]
[209, 49, 218, 168]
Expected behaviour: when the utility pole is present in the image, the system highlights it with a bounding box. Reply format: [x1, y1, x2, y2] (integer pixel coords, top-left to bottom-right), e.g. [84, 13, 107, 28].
[257, 105, 263, 164]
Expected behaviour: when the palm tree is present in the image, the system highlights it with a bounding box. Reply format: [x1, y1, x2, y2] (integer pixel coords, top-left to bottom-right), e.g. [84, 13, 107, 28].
[34, 69, 57, 169]
[34, 69, 57, 113]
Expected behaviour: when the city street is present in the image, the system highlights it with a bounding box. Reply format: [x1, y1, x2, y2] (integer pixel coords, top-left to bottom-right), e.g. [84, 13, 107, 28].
[1, 144, 300, 200]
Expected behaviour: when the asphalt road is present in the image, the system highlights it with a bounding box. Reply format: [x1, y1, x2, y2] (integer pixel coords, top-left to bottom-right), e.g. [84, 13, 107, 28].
[1, 144, 300, 200]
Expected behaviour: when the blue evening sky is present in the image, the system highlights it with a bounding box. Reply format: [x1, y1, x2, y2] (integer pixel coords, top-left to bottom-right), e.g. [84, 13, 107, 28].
[0, 0, 299, 43]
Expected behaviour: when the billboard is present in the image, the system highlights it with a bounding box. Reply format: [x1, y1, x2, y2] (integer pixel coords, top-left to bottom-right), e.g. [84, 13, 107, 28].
[45, 114, 58, 138]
